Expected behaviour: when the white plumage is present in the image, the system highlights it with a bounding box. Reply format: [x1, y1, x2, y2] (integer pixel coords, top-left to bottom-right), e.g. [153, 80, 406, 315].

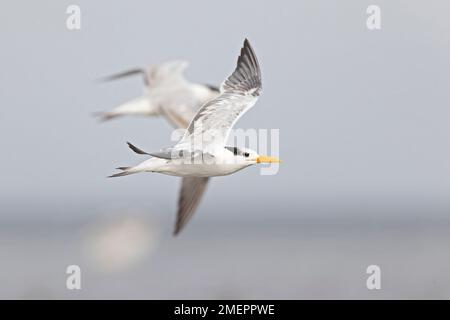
[96, 60, 219, 122]
[109, 39, 280, 235]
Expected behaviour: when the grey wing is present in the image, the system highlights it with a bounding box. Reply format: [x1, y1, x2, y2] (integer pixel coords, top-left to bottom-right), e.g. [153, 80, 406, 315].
[180, 39, 262, 148]
[220, 38, 262, 95]
[158, 83, 219, 130]
[173, 177, 210, 236]
[147, 84, 212, 236]
[159, 103, 195, 129]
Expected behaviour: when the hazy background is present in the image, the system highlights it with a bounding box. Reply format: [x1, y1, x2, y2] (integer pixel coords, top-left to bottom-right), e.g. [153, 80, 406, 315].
[0, 0, 449, 299]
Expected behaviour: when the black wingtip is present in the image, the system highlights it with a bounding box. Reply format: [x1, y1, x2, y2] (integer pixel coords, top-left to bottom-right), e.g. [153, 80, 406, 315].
[173, 224, 184, 237]
[98, 68, 146, 83]
[127, 142, 150, 155]
[243, 38, 253, 52]
[222, 38, 261, 95]
[108, 170, 131, 178]
[92, 111, 119, 122]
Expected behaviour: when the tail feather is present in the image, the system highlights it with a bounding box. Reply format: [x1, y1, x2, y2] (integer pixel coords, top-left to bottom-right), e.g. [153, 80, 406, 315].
[92, 111, 120, 122]
[99, 68, 148, 85]
[108, 167, 135, 178]
[108, 144, 165, 179]
[108, 172, 131, 178]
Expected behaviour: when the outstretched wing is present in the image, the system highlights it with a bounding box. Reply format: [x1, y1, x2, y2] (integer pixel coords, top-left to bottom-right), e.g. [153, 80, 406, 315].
[158, 98, 212, 237]
[164, 105, 211, 237]
[173, 177, 210, 236]
[177, 39, 262, 150]
[148, 60, 189, 87]
[126, 107, 211, 236]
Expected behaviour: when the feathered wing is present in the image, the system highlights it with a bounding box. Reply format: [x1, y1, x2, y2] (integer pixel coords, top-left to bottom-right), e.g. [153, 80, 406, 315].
[159, 103, 196, 129]
[178, 39, 262, 151]
[147, 60, 189, 87]
[173, 177, 210, 236]
[220, 39, 261, 95]
[168, 39, 261, 235]
[162, 105, 211, 236]
[157, 96, 212, 236]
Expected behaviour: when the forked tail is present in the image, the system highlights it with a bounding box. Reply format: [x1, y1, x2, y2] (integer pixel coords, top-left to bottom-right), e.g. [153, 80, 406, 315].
[108, 167, 136, 178]
[108, 143, 167, 178]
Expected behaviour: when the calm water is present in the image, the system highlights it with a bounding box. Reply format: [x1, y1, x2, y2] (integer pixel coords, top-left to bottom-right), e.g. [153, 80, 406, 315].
[1, 216, 450, 299]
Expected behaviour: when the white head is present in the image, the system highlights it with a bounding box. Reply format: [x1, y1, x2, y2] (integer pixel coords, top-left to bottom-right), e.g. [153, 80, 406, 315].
[224, 146, 281, 166]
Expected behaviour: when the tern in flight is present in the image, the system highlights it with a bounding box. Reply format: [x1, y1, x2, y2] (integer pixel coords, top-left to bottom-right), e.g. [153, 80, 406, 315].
[95, 60, 219, 122]
[110, 39, 281, 235]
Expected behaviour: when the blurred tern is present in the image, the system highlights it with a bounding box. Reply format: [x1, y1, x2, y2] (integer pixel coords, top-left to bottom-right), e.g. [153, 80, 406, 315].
[109, 39, 281, 235]
[95, 61, 219, 122]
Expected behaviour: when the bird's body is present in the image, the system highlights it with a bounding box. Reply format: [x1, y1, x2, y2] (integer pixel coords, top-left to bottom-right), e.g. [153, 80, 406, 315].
[116, 146, 253, 178]
[96, 61, 219, 121]
[110, 40, 281, 235]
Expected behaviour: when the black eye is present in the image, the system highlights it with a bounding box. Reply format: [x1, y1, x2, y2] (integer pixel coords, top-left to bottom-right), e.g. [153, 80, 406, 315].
[243, 152, 250, 157]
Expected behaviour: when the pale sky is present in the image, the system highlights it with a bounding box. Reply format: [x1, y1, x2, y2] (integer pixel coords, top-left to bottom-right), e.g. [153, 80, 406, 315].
[1, 0, 449, 221]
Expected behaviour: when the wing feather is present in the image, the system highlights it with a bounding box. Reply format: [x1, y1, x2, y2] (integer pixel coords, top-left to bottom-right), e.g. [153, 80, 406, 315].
[174, 177, 210, 235]
[178, 39, 262, 150]
[221, 39, 261, 95]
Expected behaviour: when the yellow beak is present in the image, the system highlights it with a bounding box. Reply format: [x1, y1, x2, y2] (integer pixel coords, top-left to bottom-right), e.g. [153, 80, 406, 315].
[256, 155, 282, 163]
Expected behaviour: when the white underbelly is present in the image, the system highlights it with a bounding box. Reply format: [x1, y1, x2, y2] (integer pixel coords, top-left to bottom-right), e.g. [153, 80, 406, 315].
[157, 163, 247, 177]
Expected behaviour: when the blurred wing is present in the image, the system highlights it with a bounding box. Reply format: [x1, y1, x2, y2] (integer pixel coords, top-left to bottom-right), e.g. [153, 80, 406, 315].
[179, 39, 262, 149]
[100, 68, 149, 86]
[174, 177, 210, 236]
[159, 103, 196, 129]
[148, 60, 189, 87]
[159, 103, 211, 237]
[158, 84, 219, 129]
